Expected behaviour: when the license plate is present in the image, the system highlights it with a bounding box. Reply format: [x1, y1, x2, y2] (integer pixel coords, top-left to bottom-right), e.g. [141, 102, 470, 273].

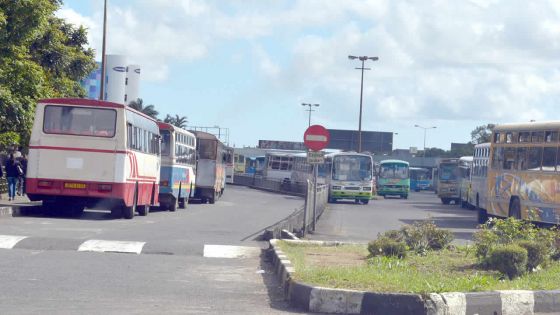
[64, 182, 86, 189]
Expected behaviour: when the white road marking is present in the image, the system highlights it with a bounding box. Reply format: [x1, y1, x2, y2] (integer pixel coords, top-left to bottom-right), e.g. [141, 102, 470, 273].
[78, 239, 146, 254]
[0, 235, 28, 249]
[203, 245, 261, 258]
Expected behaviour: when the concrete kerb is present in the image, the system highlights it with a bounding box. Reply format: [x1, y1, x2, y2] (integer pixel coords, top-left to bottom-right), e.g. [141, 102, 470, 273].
[0, 203, 42, 218]
[269, 239, 560, 315]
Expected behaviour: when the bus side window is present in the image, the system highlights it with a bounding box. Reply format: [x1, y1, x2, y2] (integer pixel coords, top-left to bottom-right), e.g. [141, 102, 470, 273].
[127, 123, 133, 149]
[527, 147, 543, 171]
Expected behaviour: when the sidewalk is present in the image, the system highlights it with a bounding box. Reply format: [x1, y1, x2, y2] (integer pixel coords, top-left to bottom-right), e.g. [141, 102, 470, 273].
[0, 194, 42, 218]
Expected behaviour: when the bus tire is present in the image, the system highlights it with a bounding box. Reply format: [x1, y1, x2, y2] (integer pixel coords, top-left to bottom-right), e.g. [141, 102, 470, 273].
[403, 195, 408, 199]
[138, 205, 149, 216]
[69, 204, 85, 217]
[362, 200, 369, 205]
[111, 207, 122, 218]
[441, 198, 450, 205]
[178, 197, 186, 209]
[123, 184, 138, 219]
[169, 198, 178, 212]
[477, 208, 489, 224]
[508, 197, 521, 220]
[209, 196, 215, 204]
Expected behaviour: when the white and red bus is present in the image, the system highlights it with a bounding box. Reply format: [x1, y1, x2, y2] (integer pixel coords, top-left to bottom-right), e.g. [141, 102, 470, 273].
[26, 98, 161, 219]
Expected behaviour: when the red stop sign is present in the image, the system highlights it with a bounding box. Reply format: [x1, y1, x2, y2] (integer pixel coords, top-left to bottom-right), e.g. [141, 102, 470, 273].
[304, 125, 330, 151]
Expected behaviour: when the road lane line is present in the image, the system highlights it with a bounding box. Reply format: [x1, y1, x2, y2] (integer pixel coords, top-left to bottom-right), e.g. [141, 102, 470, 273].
[203, 244, 261, 258]
[78, 240, 146, 254]
[0, 235, 28, 249]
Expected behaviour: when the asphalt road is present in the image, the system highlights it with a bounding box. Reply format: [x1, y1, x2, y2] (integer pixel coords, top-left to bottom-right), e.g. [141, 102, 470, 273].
[0, 185, 307, 314]
[309, 191, 478, 244]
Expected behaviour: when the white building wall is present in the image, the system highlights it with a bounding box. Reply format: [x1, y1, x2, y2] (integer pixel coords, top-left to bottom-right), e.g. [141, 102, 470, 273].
[104, 54, 127, 104]
[125, 64, 141, 105]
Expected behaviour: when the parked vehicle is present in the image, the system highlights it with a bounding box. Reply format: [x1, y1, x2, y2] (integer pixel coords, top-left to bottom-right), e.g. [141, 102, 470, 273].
[469, 143, 490, 216]
[191, 131, 227, 204]
[458, 156, 473, 208]
[158, 122, 196, 211]
[325, 152, 374, 204]
[225, 147, 234, 184]
[410, 167, 432, 191]
[27, 98, 160, 219]
[377, 159, 410, 199]
[485, 122, 560, 224]
[436, 158, 460, 204]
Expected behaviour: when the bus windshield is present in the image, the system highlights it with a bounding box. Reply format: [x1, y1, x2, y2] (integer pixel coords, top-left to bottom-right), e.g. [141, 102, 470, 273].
[380, 163, 408, 179]
[160, 130, 171, 156]
[439, 164, 458, 180]
[332, 156, 372, 181]
[43, 105, 116, 137]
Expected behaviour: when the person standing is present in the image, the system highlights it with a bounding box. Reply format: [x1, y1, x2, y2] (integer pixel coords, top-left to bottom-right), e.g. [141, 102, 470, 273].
[5, 154, 21, 201]
[18, 154, 27, 196]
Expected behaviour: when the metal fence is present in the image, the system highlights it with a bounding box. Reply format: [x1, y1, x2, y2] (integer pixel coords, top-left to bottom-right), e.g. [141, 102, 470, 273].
[233, 173, 328, 238]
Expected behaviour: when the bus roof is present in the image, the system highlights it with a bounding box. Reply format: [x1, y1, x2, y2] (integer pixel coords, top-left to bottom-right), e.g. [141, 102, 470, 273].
[494, 121, 560, 132]
[158, 122, 195, 137]
[190, 130, 218, 141]
[474, 142, 490, 148]
[39, 98, 159, 123]
[459, 156, 473, 162]
[380, 159, 409, 165]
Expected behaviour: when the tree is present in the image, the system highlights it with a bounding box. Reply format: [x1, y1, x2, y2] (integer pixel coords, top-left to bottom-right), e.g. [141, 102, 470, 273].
[0, 0, 96, 148]
[128, 98, 159, 119]
[163, 114, 188, 129]
[471, 124, 495, 144]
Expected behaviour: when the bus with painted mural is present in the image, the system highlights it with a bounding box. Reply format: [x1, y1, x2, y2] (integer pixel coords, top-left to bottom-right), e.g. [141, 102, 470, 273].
[436, 158, 460, 204]
[469, 143, 490, 219]
[484, 122, 560, 224]
[191, 131, 227, 204]
[409, 167, 432, 192]
[377, 159, 410, 199]
[325, 152, 374, 204]
[158, 122, 196, 211]
[27, 98, 161, 219]
[458, 156, 473, 208]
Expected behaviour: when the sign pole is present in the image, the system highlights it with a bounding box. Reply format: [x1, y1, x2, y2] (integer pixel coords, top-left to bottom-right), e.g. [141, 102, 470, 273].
[303, 179, 309, 236]
[312, 164, 318, 231]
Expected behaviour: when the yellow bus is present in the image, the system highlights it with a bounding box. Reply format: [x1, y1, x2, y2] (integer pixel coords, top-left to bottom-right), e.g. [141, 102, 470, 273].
[484, 122, 560, 224]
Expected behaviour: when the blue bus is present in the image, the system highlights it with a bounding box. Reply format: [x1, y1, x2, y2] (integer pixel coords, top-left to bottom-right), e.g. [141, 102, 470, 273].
[158, 122, 197, 211]
[410, 167, 432, 192]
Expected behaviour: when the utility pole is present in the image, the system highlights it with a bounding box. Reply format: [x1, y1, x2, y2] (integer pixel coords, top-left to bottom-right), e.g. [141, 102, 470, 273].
[99, 0, 108, 101]
[301, 103, 320, 127]
[348, 55, 379, 152]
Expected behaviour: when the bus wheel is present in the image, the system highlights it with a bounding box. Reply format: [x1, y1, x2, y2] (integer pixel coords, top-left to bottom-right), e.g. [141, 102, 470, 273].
[69, 205, 85, 217]
[111, 207, 122, 218]
[509, 197, 521, 220]
[178, 197, 186, 209]
[123, 185, 137, 219]
[209, 196, 216, 204]
[403, 195, 408, 200]
[361, 200, 369, 205]
[138, 205, 149, 216]
[477, 208, 489, 224]
[441, 198, 450, 205]
[169, 198, 178, 212]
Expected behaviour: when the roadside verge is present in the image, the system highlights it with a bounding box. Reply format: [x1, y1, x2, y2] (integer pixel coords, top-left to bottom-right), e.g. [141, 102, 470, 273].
[269, 239, 560, 315]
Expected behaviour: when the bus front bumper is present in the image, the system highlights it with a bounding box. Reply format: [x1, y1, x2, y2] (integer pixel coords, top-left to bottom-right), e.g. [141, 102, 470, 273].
[330, 191, 372, 200]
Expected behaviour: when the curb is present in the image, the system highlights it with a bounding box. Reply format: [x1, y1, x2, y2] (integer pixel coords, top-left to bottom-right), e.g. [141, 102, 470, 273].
[0, 203, 43, 218]
[269, 239, 560, 315]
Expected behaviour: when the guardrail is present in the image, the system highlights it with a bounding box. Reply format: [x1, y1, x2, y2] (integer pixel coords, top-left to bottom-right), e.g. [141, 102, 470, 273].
[233, 174, 328, 239]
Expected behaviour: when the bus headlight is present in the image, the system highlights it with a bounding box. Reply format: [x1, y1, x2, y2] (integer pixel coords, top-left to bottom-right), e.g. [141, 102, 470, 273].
[363, 187, 372, 191]
[332, 186, 341, 190]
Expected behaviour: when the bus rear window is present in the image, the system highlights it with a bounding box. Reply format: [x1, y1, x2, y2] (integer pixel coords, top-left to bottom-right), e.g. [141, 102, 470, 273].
[43, 105, 116, 138]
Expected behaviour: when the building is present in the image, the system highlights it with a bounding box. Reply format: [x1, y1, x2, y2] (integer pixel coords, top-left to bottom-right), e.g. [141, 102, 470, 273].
[81, 62, 101, 99]
[80, 55, 141, 105]
[327, 129, 393, 154]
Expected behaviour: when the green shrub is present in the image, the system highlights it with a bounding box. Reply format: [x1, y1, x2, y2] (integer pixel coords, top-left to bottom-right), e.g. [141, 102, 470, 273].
[428, 229, 455, 250]
[399, 221, 454, 253]
[488, 244, 528, 279]
[381, 229, 404, 242]
[518, 240, 548, 271]
[473, 229, 499, 259]
[368, 238, 407, 259]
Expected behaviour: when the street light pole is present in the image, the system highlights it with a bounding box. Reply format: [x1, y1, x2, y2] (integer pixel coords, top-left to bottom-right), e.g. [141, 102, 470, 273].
[348, 55, 379, 152]
[414, 124, 437, 159]
[301, 103, 320, 127]
[99, 0, 108, 101]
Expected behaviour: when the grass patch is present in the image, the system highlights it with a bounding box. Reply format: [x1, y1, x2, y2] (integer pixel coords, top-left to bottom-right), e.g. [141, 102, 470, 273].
[278, 241, 560, 294]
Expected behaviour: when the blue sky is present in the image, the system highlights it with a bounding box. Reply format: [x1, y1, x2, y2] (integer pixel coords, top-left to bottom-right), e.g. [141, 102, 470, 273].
[58, 0, 560, 150]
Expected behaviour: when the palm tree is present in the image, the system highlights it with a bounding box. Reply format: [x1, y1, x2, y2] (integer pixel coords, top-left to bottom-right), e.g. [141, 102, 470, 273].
[164, 114, 188, 129]
[128, 98, 159, 119]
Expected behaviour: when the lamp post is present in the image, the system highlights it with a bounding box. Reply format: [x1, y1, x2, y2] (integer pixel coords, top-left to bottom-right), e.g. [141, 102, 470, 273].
[348, 55, 379, 152]
[99, 0, 108, 100]
[414, 124, 437, 158]
[302, 103, 320, 127]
